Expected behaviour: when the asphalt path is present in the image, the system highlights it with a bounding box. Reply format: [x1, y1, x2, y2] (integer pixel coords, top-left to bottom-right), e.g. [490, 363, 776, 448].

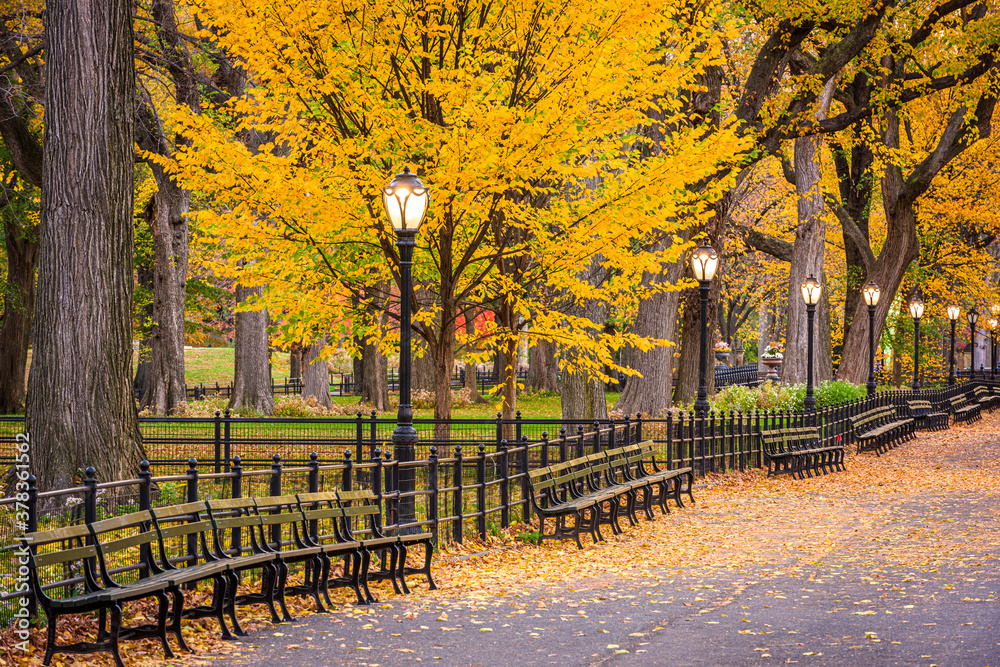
[211, 436, 1000, 667]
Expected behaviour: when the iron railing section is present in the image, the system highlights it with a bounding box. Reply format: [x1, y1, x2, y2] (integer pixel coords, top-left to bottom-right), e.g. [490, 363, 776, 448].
[0, 379, 986, 626]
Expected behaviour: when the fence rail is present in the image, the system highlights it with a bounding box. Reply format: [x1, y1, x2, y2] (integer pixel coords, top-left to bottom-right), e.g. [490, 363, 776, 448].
[0, 379, 986, 626]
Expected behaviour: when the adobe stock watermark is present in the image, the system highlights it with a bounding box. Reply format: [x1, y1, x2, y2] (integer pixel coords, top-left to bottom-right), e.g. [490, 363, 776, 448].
[11, 432, 33, 653]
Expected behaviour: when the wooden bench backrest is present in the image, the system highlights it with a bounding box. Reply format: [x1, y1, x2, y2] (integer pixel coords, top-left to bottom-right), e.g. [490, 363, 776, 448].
[25, 525, 96, 597]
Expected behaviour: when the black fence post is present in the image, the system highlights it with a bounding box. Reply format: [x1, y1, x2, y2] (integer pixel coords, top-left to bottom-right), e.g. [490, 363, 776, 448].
[559, 427, 567, 462]
[369, 410, 378, 458]
[383, 450, 397, 529]
[184, 459, 198, 571]
[520, 435, 530, 523]
[223, 409, 232, 471]
[499, 440, 510, 529]
[231, 456, 243, 555]
[576, 424, 585, 458]
[515, 411, 522, 445]
[452, 445, 463, 544]
[372, 449, 384, 533]
[214, 410, 223, 474]
[308, 453, 319, 542]
[635, 413, 643, 442]
[356, 412, 364, 463]
[427, 447, 439, 545]
[269, 454, 282, 546]
[138, 461, 152, 577]
[540, 432, 549, 468]
[664, 412, 674, 470]
[476, 444, 487, 540]
[342, 449, 353, 493]
[592, 420, 600, 454]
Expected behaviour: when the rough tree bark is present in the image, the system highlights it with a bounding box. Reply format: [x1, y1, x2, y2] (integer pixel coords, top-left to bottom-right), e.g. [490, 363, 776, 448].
[526, 338, 559, 393]
[301, 337, 333, 409]
[25, 0, 145, 489]
[782, 80, 836, 385]
[0, 208, 37, 414]
[614, 252, 685, 417]
[289, 343, 302, 379]
[138, 171, 188, 414]
[361, 324, 389, 411]
[228, 284, 275, 415]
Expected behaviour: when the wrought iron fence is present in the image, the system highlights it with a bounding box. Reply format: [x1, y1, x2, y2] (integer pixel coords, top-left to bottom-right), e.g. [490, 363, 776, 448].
[0, 379, 984, 626]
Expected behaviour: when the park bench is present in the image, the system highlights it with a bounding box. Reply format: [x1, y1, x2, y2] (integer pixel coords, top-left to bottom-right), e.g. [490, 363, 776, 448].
[850, 406, 915, 454]
[24, 519, 176, 667]
[607, 442, 694, 517]
[907, 399, 949, 431]
[24, 491, 434, 667]
[336, 489, 437, 595]
[760, 426, 844, 478]
[972, 386, 999, 413]
[526, 442, 694, 549]
[949, 394, 981, 424]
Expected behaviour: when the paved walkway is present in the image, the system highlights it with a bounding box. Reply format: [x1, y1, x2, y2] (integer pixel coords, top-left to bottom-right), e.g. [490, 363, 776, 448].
[210, 419, 1000, 666]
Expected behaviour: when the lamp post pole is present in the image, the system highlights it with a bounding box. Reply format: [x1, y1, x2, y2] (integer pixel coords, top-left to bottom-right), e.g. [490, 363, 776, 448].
[948, 317, 957, 386]
[690, 244, 718, 418]
[805, 302, 816, 413]
[908, 295, 924, 392]
[990, 328, 997, 382]
[867, 304, 877, 395]
[392, 229, 418, 525]
[968, 308, 978, 381]
[695, 279, 711, 417]
[382, 166, 429, 529]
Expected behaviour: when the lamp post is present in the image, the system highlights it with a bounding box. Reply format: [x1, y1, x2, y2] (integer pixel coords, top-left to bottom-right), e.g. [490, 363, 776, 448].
[990, 318, 998, 382]
[968, 308, 979, 379]
[908, 295, 924, 391]
[946, 304, 960, 386]
[800, 275, 822, 414]
[863, 281, 880, 396]
[382, 167, 429, 527]
[691, 243, 719, 417]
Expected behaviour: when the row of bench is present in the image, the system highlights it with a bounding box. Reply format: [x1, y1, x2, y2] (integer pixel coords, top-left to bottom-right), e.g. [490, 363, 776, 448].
[761, 386, 999, 479]
[24, 489, 434, 667]
[527, 442, 694, 549]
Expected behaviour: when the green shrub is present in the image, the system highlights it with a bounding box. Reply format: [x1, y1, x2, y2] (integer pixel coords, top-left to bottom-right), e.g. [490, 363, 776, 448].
[710, 379, 864, 412]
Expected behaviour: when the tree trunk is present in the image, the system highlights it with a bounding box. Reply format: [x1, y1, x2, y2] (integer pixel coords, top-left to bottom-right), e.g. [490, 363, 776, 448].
[25, 0, 144, 490]
[133, 251, 153, 402]
[228, 284, 275, 415]
[614, 253, 684, 417]
[139, 169, 188, 414]
[412, 339, 436, 393]
[289, 343, 302, 379]
[526, 338, 559, 393]
[0, 214, 38, 414]
[431, 304, 455, 442]
[301, 337, 332, 409]
[782, 81, 834, 386]
[361, 311, 390, 411]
